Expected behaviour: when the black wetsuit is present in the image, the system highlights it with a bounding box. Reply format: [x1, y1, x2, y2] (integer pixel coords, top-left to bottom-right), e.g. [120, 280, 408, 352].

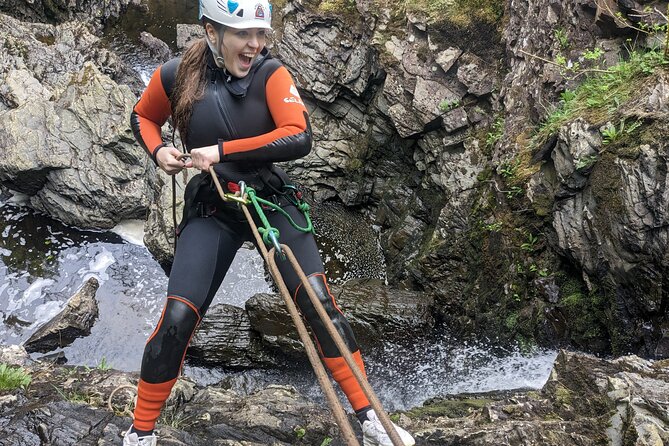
[129, 47, 369, 432]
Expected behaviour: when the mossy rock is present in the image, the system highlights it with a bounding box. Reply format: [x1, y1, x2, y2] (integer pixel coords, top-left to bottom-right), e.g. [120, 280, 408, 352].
[406, 397, 493, 419]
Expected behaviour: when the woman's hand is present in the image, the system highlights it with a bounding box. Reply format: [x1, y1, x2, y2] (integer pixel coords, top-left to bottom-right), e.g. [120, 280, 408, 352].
[189, 144, 220, 172]
[156, 146, 192, 175]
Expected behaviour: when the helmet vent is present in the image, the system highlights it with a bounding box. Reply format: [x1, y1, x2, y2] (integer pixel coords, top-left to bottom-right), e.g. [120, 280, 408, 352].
[236, 8, 244, 17]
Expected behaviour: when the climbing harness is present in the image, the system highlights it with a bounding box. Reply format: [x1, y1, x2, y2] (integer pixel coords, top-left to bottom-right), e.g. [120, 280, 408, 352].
[205, 165, 313, 257]
[207, 167, 405, 446]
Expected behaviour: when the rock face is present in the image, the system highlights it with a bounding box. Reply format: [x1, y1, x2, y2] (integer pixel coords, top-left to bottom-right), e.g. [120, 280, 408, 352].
[0, 13, 151, 229]
[188, 280, 433, 366]
[188, 304, 277, 368]
[0, 0, 137, 28]
[262, 0, 669, 357]
[23, 278, 100, 353]
[143, 167, 187, 270]
[1, 346, 666, 445]
[546, 111, 669, 356]
[248, 279, 434, 353]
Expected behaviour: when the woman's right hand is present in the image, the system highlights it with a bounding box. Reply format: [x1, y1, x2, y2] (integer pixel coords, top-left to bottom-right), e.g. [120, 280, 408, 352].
[156, 146, 193, 175]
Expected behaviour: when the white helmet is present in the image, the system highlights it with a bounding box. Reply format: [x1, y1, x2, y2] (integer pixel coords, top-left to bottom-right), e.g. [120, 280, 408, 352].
[199, 0, 272, 30]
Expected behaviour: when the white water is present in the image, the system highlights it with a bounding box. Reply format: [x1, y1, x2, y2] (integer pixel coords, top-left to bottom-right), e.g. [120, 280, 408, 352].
[111, 219, 146, 246]
[184, 338, 557, 412]
[364, 339, 557, 410]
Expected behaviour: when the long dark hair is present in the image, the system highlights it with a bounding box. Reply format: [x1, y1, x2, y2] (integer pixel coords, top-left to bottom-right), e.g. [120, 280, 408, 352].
[172, 37, 209, 144]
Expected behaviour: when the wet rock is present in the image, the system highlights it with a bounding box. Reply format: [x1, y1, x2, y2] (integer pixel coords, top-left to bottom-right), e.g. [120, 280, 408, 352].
[552, 118, 601, 192]
[244, 293, 306, 357]
[336, 279, 435, 342]
[246, 280, 434, 356]
[405, 351, 669, 445]
[188, 304, 276, 368]
[139, 31, 171, 62]
[0, 14, 151, 229]
[549, 351, 669, 445]
[191, 279, 433, 364]
[186, 385, 339, 445]
[0, 345, 340, 446]
[2, 345, 668, 446]
[456, 53, 495, 96]
[0, 0, 137, 28]
[24, 278, 99, 353]
[143, 166, 187, 271]
[551, 127, 669, 355]
[0, 344, 31, 366]
[176, 24, 203, 51]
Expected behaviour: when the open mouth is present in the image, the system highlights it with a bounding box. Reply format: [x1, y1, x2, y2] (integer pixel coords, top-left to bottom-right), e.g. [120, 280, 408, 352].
[239, 54, 253, 67]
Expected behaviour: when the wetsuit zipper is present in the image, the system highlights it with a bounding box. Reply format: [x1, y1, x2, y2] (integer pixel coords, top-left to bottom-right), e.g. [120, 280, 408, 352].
[213, 76, 239, 141]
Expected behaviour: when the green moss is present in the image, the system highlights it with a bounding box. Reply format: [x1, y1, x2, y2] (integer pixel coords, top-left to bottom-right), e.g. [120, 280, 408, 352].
[476, 165, 494, 182]
[403, 0, 504, 27]
[505, 312, 519, 330]
[610, 321, 640, 356]
[271, 0, 289, 8]
[589, 152, 624, 235]
[554, 384, 572, 408]
[346, 158, 364, 171]
[407, 398, 491, 419]
[531, 192, 553, 218]
[526, 390, 541, 399]
[558, 280, 610, 351]
[36, 34, 56, 46]
[318, 0, 357, 16]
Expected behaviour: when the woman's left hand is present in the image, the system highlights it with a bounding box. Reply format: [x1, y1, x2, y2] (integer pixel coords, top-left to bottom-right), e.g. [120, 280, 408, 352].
[189, 144, 220, 171]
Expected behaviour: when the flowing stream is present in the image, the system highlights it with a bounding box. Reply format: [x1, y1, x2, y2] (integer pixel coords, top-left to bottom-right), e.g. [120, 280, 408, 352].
[0, 0, 558, 412]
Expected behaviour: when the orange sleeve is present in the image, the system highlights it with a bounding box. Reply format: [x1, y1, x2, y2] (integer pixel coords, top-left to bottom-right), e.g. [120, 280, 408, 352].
[130, 65, 172, 161]
[221, 66, 309, 156]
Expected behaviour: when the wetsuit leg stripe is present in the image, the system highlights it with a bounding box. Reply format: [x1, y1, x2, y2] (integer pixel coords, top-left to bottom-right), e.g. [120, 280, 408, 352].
[133, 377, 178, 431]
[292, 272, 346, 318]
[160, 296, 203, 378]
[145, 296, 201, 346]
[167, 295, 202, 321]
[323, 351, 370, 411]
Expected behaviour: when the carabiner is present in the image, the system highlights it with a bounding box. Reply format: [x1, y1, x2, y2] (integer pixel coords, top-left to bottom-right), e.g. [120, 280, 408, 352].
[268, 230, 285, 259]
[238, 181, 247, 200]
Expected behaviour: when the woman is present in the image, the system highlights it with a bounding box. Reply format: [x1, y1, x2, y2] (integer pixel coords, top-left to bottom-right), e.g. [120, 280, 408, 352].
[125, 1, 414, 445]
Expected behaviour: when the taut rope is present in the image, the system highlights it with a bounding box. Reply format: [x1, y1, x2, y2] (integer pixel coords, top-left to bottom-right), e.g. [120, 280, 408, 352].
[209, 167, 404, 446]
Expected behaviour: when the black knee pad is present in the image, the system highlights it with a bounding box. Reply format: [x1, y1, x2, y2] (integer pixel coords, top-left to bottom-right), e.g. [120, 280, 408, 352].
[141, 297, 201, 383]
[294, 274, 359, 358]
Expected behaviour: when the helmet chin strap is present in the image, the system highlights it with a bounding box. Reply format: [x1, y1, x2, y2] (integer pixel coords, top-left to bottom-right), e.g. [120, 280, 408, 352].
[205, 27, 227, 69]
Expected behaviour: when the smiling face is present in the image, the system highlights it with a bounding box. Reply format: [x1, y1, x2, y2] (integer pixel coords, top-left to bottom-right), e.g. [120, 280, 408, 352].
[205, 23, 267, 78]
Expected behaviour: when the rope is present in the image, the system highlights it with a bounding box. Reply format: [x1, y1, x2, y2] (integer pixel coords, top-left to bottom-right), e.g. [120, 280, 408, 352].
[247, 188, 313, 234]
[171, 153, 192, 253]
[107, 384, 137, 417]
[238, 199, 360, 446]
[207, 166, 405, 446]
[270, 246, 405, 446]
